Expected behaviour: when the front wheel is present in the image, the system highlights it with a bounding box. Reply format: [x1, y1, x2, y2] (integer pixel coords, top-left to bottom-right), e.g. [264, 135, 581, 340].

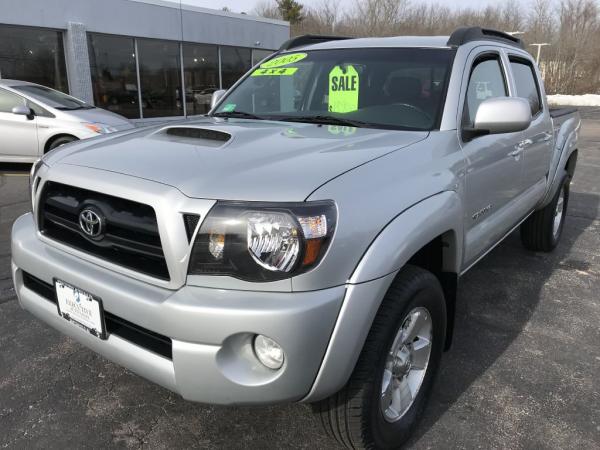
[313, 265, 446, 449]
[46, 135, 78, 152]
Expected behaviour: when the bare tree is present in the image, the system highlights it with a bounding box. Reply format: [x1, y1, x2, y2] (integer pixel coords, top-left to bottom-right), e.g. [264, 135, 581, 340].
[253, 0, 281, 20]
[252, 0, 600, 94]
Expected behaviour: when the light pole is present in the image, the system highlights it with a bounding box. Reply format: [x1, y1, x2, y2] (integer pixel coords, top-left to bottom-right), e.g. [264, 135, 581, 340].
[530, 43, 550, 65]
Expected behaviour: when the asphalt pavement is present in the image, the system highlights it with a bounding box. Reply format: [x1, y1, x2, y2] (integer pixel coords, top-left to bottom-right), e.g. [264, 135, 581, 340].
[0, 115, 598, 449]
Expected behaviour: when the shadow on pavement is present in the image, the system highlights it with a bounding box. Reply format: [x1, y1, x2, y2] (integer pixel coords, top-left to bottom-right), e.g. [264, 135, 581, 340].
[0, 163, 33, 174]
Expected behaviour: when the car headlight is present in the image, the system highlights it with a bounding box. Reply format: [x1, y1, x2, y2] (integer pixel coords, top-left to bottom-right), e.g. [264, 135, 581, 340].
[84, 123, 118, 134]
[188, 201, 337, 281]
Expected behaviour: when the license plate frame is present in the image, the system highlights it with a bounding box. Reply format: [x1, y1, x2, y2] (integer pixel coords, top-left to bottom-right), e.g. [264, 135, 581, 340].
[54, 278, 107, 340]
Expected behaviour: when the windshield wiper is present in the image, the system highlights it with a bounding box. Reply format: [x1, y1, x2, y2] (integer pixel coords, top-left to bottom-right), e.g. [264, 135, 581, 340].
[212, 111, 264, 120]
[278, 115, 371, 128]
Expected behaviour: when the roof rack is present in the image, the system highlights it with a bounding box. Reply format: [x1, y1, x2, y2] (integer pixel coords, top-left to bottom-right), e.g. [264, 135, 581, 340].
[279, 34, 352, 51]
[447, 27, 524, 49]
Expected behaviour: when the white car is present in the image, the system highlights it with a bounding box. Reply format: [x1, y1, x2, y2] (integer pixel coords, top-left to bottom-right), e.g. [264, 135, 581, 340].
[0, 79, 135, 163]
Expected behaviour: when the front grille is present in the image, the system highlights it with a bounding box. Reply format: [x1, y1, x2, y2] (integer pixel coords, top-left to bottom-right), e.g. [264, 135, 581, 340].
[22, 272, 173, 359]
[38, 182, 169, 280]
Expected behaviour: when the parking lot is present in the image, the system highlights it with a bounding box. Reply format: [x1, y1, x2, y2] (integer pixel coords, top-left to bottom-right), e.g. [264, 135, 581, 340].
[1, 113, 599, 449]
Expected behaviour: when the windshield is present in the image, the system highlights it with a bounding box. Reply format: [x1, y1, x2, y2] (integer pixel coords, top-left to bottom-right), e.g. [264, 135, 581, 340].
[12, 85, 94, 110]
[213, 48, 454, 131]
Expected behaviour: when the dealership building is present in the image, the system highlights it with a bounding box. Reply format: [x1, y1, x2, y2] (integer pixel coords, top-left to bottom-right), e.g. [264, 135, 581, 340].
[0, 0, 289, 121]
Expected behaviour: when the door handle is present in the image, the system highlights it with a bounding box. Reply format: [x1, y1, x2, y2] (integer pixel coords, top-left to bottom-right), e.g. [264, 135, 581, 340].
[517, 138, 533, 149]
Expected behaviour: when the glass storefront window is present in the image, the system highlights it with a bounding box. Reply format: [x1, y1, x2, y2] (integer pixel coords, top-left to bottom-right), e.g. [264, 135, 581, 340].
[88, 33, 140, 119]
[220, 46, 252, 89]
[137, 39, 183, 118]
[0, 24, 68, 92]
[252, 49, 274, 66]
[182, 43, 219, 116]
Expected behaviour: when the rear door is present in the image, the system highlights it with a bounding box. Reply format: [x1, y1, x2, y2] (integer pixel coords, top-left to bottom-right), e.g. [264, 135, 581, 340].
[507, 55, 553, 191]
[460, 49, 526, 268]
[0, 88, 39, 159]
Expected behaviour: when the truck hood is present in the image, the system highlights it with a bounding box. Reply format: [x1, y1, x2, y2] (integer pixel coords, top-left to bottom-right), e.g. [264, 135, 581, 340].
[49, 117, 428, 201]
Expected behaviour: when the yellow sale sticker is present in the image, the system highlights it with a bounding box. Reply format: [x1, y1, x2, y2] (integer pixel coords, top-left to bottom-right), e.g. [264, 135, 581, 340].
[251, 67, 298, 77]
[328, 65, 359, 113]
[260, 53, 307, 68]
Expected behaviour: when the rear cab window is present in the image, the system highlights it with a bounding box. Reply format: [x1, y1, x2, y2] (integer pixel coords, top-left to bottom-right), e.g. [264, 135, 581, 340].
[509, 57, 543, 116]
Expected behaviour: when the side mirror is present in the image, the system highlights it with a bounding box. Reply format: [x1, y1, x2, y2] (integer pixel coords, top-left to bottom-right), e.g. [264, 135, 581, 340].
[12, 105, 34, 119]
[466, 97, 531, 140]
[210, 89, 226, 110]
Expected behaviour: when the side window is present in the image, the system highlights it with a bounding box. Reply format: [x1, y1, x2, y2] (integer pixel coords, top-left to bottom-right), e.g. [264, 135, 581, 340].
[0, 88, 26, 113]
[463, 56, 508, 128]
[27, 100, 53, 118]
[510, 59, 542, 116]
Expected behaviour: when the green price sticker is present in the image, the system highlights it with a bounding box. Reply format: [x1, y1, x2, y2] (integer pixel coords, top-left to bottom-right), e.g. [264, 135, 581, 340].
[260, 53, 307, 69]
[222, 103, 236, 112]
[328, 65, 359, 113]
[251, 67, 298, 77]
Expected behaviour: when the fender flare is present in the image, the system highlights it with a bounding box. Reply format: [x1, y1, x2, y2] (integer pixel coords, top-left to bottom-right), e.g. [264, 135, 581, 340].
[540, 119, 580, 208]
[302, 191, 463, 402]
[350, 190, 463, 284]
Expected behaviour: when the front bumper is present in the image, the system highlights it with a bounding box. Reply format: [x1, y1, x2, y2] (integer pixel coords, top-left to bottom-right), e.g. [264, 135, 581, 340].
[11, 213, 345, 405]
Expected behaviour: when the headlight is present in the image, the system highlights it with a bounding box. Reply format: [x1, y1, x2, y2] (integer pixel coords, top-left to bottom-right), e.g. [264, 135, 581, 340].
[83, 123, 118, 134]
[188, 201, 336, 281]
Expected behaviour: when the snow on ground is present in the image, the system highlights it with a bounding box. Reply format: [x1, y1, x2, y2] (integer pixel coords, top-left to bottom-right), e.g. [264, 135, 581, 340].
[547, 94, 600, 106]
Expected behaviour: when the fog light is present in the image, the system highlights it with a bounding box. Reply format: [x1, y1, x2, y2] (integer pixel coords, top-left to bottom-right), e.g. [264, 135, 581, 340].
[253, 335, 284, 370]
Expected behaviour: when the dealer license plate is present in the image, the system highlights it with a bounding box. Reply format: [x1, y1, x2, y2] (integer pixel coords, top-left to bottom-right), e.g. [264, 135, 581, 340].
[55, 279, 106, 339]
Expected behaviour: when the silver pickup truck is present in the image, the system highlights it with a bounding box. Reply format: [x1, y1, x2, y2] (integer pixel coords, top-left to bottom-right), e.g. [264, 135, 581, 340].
[11, 27, 580, 448]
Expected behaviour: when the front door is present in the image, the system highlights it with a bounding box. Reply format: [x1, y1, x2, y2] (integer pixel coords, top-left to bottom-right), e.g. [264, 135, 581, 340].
[460, 51, 525, 269]
[0, 88, 39, 160]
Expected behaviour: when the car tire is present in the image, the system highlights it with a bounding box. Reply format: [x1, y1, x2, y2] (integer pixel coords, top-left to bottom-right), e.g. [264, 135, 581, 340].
[520, 174, 570, 252]
[46, 136, 78, 152]
[312, 265, 446, 449]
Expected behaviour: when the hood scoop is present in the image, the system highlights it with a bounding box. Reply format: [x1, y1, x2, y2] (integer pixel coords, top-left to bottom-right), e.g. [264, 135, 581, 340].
[154, 126, 232, 148]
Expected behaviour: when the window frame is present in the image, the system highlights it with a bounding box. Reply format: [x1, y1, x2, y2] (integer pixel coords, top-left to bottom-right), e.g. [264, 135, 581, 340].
[0, 23, 69, 93]
[135, 36, 185, 118]
[87, 31, 141, 119]
[507, 55, 544, 119]
[219, 45, 253, 90]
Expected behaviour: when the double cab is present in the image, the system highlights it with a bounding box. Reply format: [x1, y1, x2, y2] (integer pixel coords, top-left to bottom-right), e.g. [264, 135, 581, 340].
[12, 27, 580, 448]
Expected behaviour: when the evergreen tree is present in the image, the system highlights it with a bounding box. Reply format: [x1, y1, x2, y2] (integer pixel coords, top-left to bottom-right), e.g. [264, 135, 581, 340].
[276, 0, 304, 24]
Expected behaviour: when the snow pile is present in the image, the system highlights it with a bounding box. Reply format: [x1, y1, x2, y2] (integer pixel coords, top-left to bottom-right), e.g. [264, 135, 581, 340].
[547, 94, 600, 106]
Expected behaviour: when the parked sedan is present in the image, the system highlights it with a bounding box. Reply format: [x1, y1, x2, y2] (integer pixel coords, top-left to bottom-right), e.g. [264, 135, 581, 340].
[0, 80, 135, 163]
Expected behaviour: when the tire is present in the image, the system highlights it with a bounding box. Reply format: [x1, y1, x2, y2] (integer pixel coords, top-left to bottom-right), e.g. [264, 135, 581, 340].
[46, 135, 78, 152]
[520, 174, 570, 252]
[312, 265, 447, 449]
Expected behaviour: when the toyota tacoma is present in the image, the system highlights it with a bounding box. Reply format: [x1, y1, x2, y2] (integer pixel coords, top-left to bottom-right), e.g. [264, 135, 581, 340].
[12, 27, 580, 448]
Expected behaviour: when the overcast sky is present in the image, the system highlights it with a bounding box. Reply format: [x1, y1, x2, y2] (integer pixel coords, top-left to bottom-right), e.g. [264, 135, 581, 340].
[177, 0, 521, 15]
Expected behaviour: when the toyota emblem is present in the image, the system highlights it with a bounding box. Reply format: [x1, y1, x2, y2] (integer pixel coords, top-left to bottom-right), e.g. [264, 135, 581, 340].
[79, 208, 104, 238]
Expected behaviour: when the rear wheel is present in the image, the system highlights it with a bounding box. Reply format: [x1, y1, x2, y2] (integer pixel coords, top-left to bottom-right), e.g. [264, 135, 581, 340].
[46, 135, 78, 152]
[312, 265, 446, 449]
[520, 174, 570, 252]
